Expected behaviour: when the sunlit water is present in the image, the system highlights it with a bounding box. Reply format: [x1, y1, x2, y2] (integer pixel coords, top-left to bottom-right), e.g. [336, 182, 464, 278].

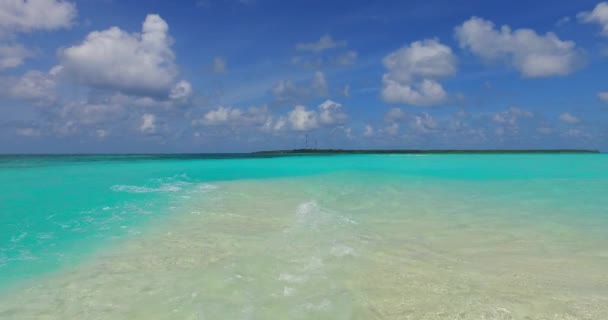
[1, 154, 608, 319]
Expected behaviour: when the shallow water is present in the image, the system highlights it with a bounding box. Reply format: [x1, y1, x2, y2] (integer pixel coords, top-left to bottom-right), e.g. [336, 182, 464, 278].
[1, 154, 608, 319]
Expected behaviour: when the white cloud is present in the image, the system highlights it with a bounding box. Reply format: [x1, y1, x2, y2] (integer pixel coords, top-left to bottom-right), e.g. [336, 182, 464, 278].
[193, 105, 270, 127]
[169, 80, 193, 101]
[59, 101, 124, 126]
[578, 2, 608, 36]
[455, 17, 584, 77]
[272, 80, 299, 101]
[196, 106, 243, 125]
[0, 0, 76, 35]
[140, 113, 156, 133]
[383, 39, 456, 83]
[318, 99, 347, 125]
[559, 112, 580, 124]
[102, 91, 185, 109]
[412, 112, 438, 132]
[493, 107, 533, 125]
[490, 107, 539, 139]
[381, 39, 456, 106]
[0, 44, 31, 69]
[59, 14, 180, 97]
[296, 34, 346, 52]
[384, 107, 407, 123]
[288, 105, 318, 131]
[382, 108, 438, 135]
[598, 91, 608, 102]
[272, 117, 286, 131]
[193, 100, 351, 133]
[8, 70, 57, 103]
[382, 79, 448, 106]
[285, 99, 348, 131]
[212, 56, 227, 73]
[261, 116, 287, 132]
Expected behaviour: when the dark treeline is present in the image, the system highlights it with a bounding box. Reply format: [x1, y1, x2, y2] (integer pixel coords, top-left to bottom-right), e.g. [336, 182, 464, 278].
[254, 149, 600, 155]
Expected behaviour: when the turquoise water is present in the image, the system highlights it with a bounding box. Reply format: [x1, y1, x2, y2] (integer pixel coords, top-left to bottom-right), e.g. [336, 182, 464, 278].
[1, 154, 608, 318]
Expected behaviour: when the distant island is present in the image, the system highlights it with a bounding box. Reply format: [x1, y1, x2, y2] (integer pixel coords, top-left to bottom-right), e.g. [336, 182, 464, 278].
[254, 149, 600, 155]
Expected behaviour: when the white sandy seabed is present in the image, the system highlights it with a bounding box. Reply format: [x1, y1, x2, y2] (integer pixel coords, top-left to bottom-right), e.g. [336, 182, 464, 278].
[1, 173, 608, 319]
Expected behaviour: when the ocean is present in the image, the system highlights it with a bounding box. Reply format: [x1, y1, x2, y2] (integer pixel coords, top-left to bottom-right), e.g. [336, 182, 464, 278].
[1, 154, 607, 319]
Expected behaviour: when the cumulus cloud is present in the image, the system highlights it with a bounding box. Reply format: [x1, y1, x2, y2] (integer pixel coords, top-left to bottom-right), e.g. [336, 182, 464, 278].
[272, 80, 302, 102]
[412, 112, 438, 132]
[318, 99, 347, 125]
[285, 99, 348, 131]
[598, 91, 608, 102]
[0, 0, 76, 35]
[288, 105, 318, 131]
[169, 80, 193, 101]
[0, 68, 60, 105]
[8, 70, 57, 103]
[559, 112, 581, 124]
[0, 44, 31, 69]
[491, 107, 538, 139]
[296, 34, 346, 52]
[60, 101, 125, 126]
[455, 17, 585, 77]
[382, 79, 448, 106]
[59, 14, 181, 97]
[381, 108, 438, 136]
[578, 2, 608, 36]
[140, 113, 156, 133]
[193, 105, 270, 126]
[381, 39, 456, 106]
[493, 107, 533, 125]
[384, 107, 407, 123]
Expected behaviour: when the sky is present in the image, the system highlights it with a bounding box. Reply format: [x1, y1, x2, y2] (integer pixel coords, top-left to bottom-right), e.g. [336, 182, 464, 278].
[1, 0, 608, 153]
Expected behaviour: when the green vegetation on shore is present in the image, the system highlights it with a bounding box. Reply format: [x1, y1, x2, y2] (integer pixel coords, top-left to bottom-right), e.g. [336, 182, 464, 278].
[254, 149, 600, 155]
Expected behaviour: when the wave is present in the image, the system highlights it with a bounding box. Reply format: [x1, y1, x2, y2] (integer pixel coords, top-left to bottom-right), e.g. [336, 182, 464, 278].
[111, 179, 219, 194]
[110, 182, 190, 193]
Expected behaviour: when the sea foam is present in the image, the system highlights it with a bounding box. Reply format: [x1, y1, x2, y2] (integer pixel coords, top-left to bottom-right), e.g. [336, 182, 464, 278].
[110, 182, 189, 193]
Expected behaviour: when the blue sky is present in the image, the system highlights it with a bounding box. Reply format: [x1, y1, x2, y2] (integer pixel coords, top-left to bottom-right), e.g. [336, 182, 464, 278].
[1, 0, 608, 153]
